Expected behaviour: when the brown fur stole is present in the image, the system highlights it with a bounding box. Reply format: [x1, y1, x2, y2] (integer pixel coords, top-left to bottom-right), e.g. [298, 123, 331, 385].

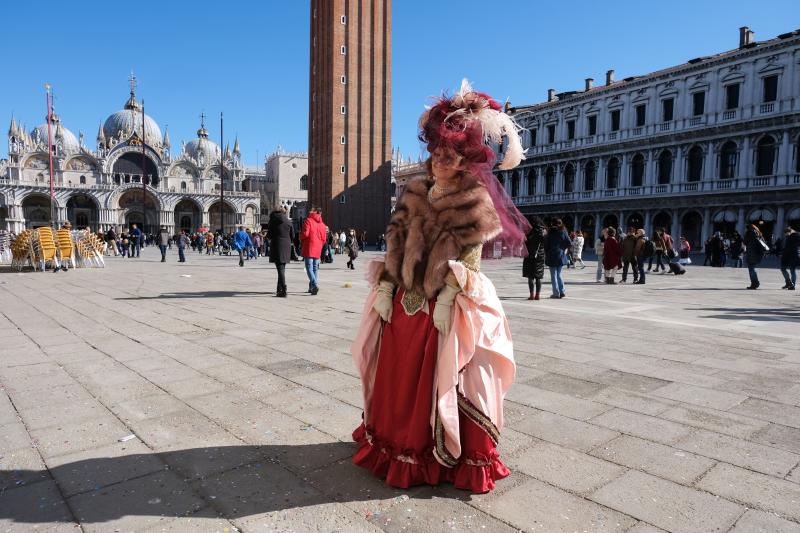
[384, 175, 501, 299]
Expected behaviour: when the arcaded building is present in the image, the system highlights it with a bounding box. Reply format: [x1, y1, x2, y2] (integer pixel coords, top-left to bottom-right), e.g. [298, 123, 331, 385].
[502, 27, 800, 248]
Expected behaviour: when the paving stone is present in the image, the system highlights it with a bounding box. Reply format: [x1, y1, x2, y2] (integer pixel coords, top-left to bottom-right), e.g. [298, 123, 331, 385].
[28, 416, 131, 459]
[590, 435, 715, 486]
[729, 509, 800, 532]
[588, 387, 676, 416]
[592, 370, 672, 393]
[526, 372, 607, 398]
[660, 405, 769, 439]
[590, 470, 744, 533]
[590, 409, 693, 445]
[0, 446, 49, 491]
[650, 382, 747, 410]
[0, 478, 77, 532]
[675, 428, 800, 477]
[507, 404, 620, 452]
[731, 398, 800, 429]
[0, 422, 32, 454]
[129, 409, 241, 452]
[625, 523, 669, 533]
[508, 439, 627, 495]
[506, 382, 611, 420]
[697, 463, 800, 522]
[472, 477, 637, 532]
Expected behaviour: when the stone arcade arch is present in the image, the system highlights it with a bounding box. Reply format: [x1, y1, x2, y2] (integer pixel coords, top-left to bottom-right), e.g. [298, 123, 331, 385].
[21, 193, 53, 228]
[112, 152, 160, 187]
[117, 188, 160, 233]
[174, 199, 202, 233]
[681, 211, 703, 249]
[208, 200, 237, 234]
[66, 194, 100, 230]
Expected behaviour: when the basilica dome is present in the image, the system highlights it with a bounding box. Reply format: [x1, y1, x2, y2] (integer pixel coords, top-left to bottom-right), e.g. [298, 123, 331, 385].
[30, 116, 80, 154]
[103, 91, 162, 146]
[184, 125, 220, 165]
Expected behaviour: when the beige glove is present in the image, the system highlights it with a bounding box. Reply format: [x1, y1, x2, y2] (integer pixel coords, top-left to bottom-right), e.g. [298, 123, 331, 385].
[432, 283, 460, 337]
[372, 280, 395, 323]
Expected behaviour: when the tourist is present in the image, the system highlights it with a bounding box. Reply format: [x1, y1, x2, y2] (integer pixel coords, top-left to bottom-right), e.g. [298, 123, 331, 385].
[158, 226, 169, 262]
[205, 231, 215, 255]
[730, 231, 744, 268]
[603, 227, 623, 284]
[130, 224, 142, 258]
[744, 223, 766, 289]
[595, 228, 606, 282]
[545, 218, 571, 298]
[523, 216, 546, 300]
[634, 229, 647, 284]
[267, 209, 293, 297]
[177, 230, 189, 262]
[301, 206, 327, 295]
[351, 81, 528, 493]
[678, 236, 692, 265]
[233, 226, 253, 267]
[252, 231, 263, 258]
[620, 227, 638, 283]
[359, 230, 367, 252]
[120, 233, 130, 258]
[709, 232, 724, 267]
[345, 229, 359, 270]
[780, 226, 799, 290]
[571, 230, 584, 268]
[338, 230, 347, 255]
[105, 226, 119, 256]
[650, 229, 666, 273]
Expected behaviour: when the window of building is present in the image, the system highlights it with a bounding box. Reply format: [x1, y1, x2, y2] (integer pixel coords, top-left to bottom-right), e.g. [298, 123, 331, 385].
[635, 104, 646, 127]
[340, 136, 346, 144]
[631, 153, 645, 186]
[510, 171, 520, 197]
[720, 141, 737, 179]
[762, 75, 778, 103]
[341, 15, 347, 24]
[547, 124, 556, 144]
[564, 163, 575, 192]
[527, 169, 537, 194]
[687, 146, 703, 182]
[756, 135, 776, 176]
[567, 120, 575, 140]
[339, 194, 347, 204]
[692, 91, 705, 116]
[76, 213, 88, 227]
[340, 45, 346, 55]
[658, 150, 672, 184]
[181, 181, 187, 191]
[340, 105, 346, 114]
[610, 110, 621, 132]
[529, 128, 537, 146]
[545, 166, 555, 194]
[588, 115, 597, 136]
[584, 161, 596, 190]
[341, 75, 346, 84]
[606, 157, 619, 189]
[79, 175, 86, 184]
[725, 84, 740, 110]
[662, 98, 674, 122]
[340, 165, 346, 174]
[299, 175, 308, 191]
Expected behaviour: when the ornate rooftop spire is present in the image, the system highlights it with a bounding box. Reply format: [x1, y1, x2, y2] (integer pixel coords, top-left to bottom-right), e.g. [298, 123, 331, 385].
[197, 111, 209, 138]
[8, 114, 17, 137]
[96, 123, 105, 142]
[233, 135, 240, 155]
[124, 72, 140, 111]
[225, 143, 231, 158]
[163, 125, 170, 147]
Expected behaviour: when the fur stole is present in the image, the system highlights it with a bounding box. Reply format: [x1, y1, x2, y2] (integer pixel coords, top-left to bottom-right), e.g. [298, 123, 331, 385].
[384, 175, 501, 299]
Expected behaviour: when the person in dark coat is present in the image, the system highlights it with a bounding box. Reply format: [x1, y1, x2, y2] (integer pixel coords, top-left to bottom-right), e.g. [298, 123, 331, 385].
[267, 209, 294, 297]
[522, 216, 546, 300]
[345, 229, 359, 270]
[709, 232, 725, 267]
[780, 227, 799, 290]
[543, 218, 571, 299]
[602, 228, 623, 284]
[744, 224, 766, 289]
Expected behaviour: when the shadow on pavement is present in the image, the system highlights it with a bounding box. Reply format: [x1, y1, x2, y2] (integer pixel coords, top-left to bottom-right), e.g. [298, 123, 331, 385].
[0, 443, 450, 525]
[115, 291, 275, 299]
[694, 307, 800, 321]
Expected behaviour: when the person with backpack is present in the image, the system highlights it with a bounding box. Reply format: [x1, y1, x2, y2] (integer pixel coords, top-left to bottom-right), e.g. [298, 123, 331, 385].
[544, 218, 571, 298]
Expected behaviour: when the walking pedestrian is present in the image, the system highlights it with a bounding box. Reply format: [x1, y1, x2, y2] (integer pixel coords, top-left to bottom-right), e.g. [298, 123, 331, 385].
[572, 230, 585, 267]
[620, 227, 638, 283]
[595, 228, 606, 282]
[522, 216, 546, 300]
[345, 229, 359, 270]
[729, 232, 744, 268]
[339, 230, 347, 255]
[650, 229, 666, 273]
[744, 223, 766, 289]
[300, 207, 327, 295]
[233, 226, 253, 267]
[544, 218, 570, 298]
[177, 230, 189, 262]
[634, 229, 647, 284]
[267, 209, 293, 297]
[602, 228, 623, 284]
[780, 227, 799, 290]
[105, 226, 119, 256]
[158, 226, 169, 262]
[130, 224, 142, 258]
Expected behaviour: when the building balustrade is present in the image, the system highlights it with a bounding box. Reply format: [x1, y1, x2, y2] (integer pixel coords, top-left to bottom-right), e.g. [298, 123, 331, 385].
[759, 103, 775, 114]
[722, 110, 737, 120]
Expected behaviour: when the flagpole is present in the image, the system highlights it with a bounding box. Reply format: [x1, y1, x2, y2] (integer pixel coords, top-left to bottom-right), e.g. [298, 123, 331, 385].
[45, 84, 55, 228]
[141, 99, 147, 234]
[220, 112, 224, 234]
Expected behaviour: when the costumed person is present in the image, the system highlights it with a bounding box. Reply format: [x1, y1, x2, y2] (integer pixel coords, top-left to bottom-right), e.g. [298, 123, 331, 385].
[350, 80, 530, 493]
[522, 216, 546, 300]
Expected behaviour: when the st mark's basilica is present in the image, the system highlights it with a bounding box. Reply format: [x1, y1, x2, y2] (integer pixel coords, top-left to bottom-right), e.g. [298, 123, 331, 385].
[0, 78, 261, 234]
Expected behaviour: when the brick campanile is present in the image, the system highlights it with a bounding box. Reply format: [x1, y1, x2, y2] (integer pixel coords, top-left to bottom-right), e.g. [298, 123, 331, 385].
[308, 0, 392, 240]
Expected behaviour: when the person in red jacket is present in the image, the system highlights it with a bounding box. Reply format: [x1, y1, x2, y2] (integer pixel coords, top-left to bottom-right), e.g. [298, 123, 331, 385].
[602, 227, 623, 284]
[300, 207, 328, 295]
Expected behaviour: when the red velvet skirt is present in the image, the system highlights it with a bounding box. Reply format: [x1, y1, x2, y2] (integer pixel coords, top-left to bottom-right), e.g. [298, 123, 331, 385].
[353, 290, 509, 493]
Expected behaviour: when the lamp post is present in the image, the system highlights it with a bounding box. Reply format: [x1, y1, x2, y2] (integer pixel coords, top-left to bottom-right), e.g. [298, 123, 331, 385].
[44, 83, 55, 228]
[219, 112, 224, 234]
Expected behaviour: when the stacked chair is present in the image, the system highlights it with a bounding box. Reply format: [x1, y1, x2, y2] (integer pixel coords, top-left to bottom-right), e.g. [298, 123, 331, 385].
[10, 230, 35, 270]
[32, 227, 60, 271]
[0, 230, 12, 264]
[56, 228, 76, 269]
[72, 230, 105, 268]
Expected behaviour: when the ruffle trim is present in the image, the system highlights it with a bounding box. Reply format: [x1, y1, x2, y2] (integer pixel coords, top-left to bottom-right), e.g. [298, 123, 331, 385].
[352, 424, 509, 494]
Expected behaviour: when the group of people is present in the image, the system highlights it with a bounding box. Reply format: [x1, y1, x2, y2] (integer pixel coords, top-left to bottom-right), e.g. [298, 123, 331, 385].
[743, 224, 800, 290]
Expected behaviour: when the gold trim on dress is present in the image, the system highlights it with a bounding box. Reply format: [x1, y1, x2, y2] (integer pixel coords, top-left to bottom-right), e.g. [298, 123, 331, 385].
[457, 392, 501, 446]
[401, 288, 426, 316]
[434, 409, 458, 467]
[458, 243, 483, 273]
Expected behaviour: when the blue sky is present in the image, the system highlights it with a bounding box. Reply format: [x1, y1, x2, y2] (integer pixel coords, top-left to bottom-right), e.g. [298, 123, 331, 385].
[1, 1, 797, 167]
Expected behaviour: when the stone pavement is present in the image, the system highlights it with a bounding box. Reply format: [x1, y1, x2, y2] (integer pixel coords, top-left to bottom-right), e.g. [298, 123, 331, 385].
[0, 248, 799, 532]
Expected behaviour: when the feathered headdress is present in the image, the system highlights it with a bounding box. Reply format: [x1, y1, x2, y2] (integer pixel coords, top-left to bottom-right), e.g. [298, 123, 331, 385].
[418, 79, 525, 170]
[418, 79, 531, 253]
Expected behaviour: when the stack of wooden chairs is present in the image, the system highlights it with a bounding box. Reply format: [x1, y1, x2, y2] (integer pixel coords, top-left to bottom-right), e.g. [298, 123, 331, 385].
[31, 227, 61, 271]
[10, 230, 34, 270]
[72, 230, 105, 268]
[56, 228, 75, 269]
[0, 230, 12, 264]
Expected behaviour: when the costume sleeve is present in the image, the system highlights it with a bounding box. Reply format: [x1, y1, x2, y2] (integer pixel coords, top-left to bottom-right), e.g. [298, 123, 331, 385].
[458, 243, 482, 272]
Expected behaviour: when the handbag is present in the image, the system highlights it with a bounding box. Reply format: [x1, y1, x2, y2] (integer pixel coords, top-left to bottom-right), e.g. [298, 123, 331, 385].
[757, 237, 770, 252]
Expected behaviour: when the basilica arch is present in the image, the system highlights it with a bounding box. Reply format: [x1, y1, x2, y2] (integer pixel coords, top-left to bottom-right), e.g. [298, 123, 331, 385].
[208, 199, 237, 233]
[66, 193, 100, 230]
[117, 188, 161, 232]
[174, 198, 203, 233]
[21, 193, 54, 228]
